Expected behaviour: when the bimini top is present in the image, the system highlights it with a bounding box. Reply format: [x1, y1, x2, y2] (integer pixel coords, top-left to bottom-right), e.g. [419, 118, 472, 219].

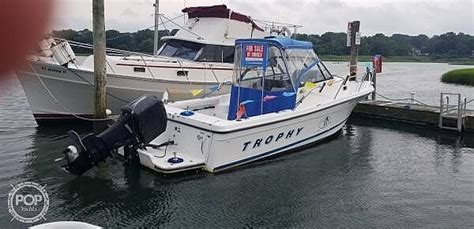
[182, 5, 264, 31]
[236, 36, 313, 50]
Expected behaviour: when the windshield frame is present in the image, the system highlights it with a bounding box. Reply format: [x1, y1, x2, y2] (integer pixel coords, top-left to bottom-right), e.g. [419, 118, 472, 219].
[284, 48, 333, 88]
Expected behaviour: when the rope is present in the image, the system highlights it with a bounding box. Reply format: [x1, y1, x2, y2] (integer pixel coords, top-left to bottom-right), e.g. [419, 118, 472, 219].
[373, 92, 468, 108]
[160, 14, 204, 40]
[138, 55, 156, 79]
[30, 63, 112, 122]
[68, 68, 130, 104]
[105, 14, 184, 42]
[464, 99, 474, 105]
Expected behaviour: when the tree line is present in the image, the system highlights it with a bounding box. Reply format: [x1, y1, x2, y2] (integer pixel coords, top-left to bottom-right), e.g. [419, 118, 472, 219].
[53, 29, 474, 58]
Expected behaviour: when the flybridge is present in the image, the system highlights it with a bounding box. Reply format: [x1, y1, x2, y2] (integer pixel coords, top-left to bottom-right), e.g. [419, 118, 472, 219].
[182, 5, 264, 31]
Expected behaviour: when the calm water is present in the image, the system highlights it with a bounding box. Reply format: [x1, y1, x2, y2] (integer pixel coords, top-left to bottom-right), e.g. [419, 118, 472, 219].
[328, 62, 474, 109]
[1, 63, 474, 228]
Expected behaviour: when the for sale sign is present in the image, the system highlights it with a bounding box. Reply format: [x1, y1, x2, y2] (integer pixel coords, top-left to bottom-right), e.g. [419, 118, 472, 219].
[245, 44, 264, 61]
[241, 43, 267, 66]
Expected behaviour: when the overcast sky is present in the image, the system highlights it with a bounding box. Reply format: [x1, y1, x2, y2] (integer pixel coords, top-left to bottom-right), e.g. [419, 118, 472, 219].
[52, 0, 473, 36]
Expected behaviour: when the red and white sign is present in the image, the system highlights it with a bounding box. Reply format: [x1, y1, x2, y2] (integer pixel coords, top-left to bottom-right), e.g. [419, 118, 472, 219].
[244, 44, 264, 62]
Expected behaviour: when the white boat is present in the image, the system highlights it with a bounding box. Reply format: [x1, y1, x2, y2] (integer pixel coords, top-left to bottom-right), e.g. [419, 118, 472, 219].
[29, 221, 101, 229]
[16, 5, 296, 121]
[60, 36, 374, 175]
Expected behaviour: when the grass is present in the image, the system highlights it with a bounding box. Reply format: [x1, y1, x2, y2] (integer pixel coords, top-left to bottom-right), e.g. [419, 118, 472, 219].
[441, 68, 474, 86]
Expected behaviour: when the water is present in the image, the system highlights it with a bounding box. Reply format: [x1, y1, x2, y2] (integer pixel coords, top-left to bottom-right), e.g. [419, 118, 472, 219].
[327, 62, 474, 109]
[1, 63, 474, 228]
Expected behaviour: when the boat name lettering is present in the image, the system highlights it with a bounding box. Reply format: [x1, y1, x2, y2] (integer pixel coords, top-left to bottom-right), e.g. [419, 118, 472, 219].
[40, 66, 66, 74]
[242, 127, 304, 151]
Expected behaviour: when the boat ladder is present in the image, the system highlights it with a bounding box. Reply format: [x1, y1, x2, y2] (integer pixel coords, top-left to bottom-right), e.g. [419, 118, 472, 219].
[439, 93, 467, 132]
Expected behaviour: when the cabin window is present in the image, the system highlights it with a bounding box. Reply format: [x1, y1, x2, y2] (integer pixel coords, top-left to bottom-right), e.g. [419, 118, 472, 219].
[222, 46, 235, 63]
[197, 45, 222, 62]
[159, 39, 204, 61]
[133, 67, 146, 72]
[196, 45, 235, 63]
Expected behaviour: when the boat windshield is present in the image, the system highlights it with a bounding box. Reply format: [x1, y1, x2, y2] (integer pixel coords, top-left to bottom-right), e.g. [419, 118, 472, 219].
[159, 39, 235, 63]
[228, 43, 297, 120]
[159, 39, 204, 60]
[237, 45, 293, 91]
[285, 49, 332, 87]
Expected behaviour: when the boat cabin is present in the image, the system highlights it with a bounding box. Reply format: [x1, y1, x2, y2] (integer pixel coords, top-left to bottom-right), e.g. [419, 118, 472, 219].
[168, 36, 335, 123]
[227, 37, 333, 120]
[157, 5, 268, 63]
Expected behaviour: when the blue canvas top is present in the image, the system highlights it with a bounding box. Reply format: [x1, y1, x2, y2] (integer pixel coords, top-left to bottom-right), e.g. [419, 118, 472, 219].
[236, 36, 313, 50]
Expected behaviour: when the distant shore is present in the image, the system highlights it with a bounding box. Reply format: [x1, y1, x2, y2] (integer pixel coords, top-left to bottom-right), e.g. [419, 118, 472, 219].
[320, 55, 474, 65]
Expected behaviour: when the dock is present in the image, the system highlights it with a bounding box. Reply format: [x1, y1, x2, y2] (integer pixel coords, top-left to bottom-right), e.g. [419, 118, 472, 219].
[353, 100, 474, 132]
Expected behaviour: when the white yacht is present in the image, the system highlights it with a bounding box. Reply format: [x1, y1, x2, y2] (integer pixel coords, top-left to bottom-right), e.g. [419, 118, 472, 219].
[17, 5, 292, 121]
[60, 37, 374, 175]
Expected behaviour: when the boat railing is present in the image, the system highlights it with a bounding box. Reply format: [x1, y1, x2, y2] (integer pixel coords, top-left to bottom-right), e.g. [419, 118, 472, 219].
[48, 36, 232, 88]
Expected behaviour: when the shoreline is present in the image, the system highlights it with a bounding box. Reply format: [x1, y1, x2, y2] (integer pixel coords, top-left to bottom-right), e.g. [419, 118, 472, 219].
[320, 55, 474, 65]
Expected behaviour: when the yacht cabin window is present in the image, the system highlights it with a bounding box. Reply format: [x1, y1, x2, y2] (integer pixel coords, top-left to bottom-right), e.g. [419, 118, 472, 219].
[159, 39, 234, 63]
[197, 45, 234, 63]
[159, 39, 204, 60]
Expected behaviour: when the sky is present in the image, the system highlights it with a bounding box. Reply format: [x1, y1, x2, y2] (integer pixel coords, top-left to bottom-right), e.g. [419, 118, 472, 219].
[52, 0, 473, 36]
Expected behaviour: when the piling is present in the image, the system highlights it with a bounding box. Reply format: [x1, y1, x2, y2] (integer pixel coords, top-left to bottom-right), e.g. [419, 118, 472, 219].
[93, 0, 107, 119]
[348, 21, 360, 76]
[371, 71, 377, 100]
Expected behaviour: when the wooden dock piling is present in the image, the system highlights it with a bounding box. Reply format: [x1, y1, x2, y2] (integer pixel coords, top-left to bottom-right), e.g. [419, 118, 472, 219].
[348, 21, 360, 76]
[93, 0, 107, 119]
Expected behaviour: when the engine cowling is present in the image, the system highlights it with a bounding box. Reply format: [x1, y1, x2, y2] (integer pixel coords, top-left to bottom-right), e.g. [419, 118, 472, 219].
[60, 95, 167, 175]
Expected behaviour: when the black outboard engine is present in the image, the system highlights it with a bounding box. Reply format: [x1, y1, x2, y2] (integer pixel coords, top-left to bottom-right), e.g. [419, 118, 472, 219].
[60, 95, 167, 175]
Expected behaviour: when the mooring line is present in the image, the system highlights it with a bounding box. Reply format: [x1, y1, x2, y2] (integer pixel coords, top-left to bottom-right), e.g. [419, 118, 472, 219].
[30, 63, 112, 122]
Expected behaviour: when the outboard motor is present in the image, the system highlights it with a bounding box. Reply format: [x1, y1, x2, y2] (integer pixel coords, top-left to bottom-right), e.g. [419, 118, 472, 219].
[59, 95, 167, 175]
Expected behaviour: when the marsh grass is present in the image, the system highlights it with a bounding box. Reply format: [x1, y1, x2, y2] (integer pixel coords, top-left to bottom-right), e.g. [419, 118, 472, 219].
[441, 68, 474, 86]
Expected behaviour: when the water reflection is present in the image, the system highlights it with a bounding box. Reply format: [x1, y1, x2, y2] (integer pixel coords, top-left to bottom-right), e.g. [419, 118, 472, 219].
[1, 117, 473, 227]
[349, 116, 474, 175]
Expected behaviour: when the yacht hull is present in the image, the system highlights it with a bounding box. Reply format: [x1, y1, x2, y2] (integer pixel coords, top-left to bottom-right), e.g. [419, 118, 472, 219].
[16, 61, 229, 121]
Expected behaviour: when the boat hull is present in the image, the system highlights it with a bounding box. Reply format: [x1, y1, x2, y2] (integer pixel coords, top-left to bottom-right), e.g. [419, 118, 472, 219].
[209, 95, 362, 172]
[16, 61, 230, 121]
[137, 93, 368, 174]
